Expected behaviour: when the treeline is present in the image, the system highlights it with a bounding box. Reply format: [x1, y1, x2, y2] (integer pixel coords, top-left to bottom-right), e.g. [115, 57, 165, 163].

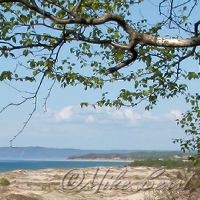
[69, 153, 124, 159]
[128, 159, 193, 169]
[68, 151, 190, 160]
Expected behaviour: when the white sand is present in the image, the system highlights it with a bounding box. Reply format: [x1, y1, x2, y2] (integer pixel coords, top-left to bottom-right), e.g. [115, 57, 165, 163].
[0, 166, 197, 200]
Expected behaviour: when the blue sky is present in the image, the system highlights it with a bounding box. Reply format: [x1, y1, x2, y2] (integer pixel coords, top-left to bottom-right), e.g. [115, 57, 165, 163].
[0, 1, 200, 150]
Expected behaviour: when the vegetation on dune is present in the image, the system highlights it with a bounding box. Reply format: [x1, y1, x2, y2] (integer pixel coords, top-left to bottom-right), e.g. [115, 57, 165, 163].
[0, 177, 10, 186]
[128, 159, 193, 168]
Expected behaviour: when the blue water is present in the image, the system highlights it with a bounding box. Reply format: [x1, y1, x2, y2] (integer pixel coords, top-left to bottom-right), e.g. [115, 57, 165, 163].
[0, 160, 129, 172]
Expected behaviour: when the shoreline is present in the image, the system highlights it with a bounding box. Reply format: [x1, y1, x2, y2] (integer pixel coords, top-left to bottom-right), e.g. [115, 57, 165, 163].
[0, 159, 130, 173]
[0, 159, 132, 162]
[67, 159, 132, 162]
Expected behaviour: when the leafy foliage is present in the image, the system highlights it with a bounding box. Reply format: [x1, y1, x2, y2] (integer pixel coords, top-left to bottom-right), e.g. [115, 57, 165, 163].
[0, 0, 200, 161]
[174, 93, 200, 165]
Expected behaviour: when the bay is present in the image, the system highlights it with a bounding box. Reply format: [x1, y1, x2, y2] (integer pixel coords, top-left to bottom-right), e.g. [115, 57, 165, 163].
[0, 160, 130, 172]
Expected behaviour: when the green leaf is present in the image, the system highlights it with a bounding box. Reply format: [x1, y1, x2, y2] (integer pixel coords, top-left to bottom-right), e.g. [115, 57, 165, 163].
[0, 71, 12, 81]
[182, 16, 188, 21]
[23, 49, 29, 56]
[183, 6, 187, 11]
[107, 27, 114, 33]
[80, 102, 89, 108]
[33, 70, 39, 76]
[68, 3, 74, 11]
[187, 72, 198, 80]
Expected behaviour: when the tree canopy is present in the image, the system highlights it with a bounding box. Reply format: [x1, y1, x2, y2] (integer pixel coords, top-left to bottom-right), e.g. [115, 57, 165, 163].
[0, 0, 200, 163]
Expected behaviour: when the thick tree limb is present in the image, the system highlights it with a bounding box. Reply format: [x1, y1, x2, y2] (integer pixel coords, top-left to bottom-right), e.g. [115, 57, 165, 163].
[106, 48, 138, 74]
[1, 0, 200, 48]
[139, 34, 200, 47]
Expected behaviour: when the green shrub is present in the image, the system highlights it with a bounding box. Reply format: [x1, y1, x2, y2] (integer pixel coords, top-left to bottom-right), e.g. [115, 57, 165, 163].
[53, 174, 62, 179]
[176, 171, 183, 179]
[134, 175, 140, 180]
[0, 178, 10, 186]
[188, 167, 200, 188]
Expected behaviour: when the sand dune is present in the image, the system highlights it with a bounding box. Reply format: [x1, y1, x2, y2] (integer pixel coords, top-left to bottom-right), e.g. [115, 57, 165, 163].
[0, 166, 199, 200]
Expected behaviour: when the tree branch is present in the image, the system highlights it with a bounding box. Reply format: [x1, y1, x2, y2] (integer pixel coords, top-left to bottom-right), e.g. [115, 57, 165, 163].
[1, 0, 200, 49]
[0, 0, 138, 38]
[73, 0, 84, 14]
[195, 20, 200, 37]
[139, 34, 200, 47]
[71, 33, 131, 50]
[106, 47, 138, 74]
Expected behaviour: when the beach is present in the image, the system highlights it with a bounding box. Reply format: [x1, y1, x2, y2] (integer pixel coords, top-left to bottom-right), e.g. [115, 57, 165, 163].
[0, 166, 199, 200]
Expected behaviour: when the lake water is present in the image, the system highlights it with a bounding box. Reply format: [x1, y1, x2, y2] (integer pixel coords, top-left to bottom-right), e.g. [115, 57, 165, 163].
[0, 160, 130, 172]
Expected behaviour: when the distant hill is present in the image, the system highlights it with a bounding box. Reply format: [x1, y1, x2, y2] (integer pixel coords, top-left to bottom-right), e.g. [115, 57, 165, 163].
[0, 147, 137, 160]
[0, 147, 190, 160]
[68, 151, 190, 160]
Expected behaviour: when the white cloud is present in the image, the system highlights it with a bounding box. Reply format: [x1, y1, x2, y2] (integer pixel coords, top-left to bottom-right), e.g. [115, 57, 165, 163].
[12, 105, 185, 150]
[123, 109, 142, 124]
[86, 115, 95, 123]
[35, 106, 171, 127]
[164, 109, 182, 119]
[98, 107, 140, 125]
[142, 111, 158, 120]
[53, 106, 73, 121]
[103, 107, 159, 125]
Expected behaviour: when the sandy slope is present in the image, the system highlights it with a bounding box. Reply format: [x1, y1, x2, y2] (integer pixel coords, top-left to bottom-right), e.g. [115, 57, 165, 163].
[0, 166, 198, 200]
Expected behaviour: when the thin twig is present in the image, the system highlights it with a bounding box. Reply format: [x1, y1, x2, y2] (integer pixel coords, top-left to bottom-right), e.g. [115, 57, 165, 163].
[9, 73, 45, 147]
